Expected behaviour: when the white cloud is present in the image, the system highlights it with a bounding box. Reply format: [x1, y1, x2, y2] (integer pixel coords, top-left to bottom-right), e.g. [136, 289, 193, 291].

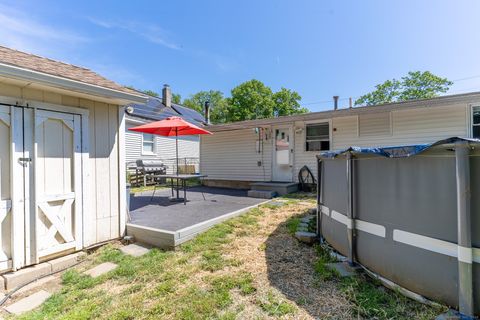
[0, 4, 88, 56]
[88, 17, 181, 50]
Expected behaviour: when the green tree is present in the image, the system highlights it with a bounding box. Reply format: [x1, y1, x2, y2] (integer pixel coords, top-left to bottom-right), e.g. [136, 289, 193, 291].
[142, 89, 159, 97]
[228, 79, 275, 122]
[273, 87, 308, 116]
[355, 71, 453, 106]
[183, 90, 229, 124]
[172, 93, 182, 104]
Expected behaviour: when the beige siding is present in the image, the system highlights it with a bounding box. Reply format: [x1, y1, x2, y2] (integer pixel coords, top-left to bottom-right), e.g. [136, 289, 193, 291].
[202, 102, 471, 183]
[0, 83, 122, 246]
[200, 128, 272, 181]
[332, 104, 468, 149]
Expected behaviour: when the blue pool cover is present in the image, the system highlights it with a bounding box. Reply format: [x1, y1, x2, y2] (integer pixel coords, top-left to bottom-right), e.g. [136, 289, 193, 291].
[318, 137, 480, 159]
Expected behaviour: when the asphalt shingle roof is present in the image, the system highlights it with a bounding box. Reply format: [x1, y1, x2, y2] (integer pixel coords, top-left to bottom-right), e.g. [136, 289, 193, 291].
[0, 46, 139, 95]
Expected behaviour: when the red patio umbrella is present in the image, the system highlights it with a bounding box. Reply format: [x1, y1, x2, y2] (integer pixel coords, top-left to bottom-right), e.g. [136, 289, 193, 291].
[128, 116, 212, 175]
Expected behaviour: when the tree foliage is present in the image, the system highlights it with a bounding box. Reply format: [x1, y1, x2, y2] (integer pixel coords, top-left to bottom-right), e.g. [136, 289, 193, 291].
[131, 80, 306, 124]
[172, 93, 182, 104]
[183, 90, 229, 124]
[355, 71, 453, 106]
[226, 79, 306, 123]
[227, 79, 275, 122]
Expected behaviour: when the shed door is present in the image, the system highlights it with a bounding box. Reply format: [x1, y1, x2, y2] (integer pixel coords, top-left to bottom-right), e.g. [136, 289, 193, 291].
[33, 110, 82, 261]
[0, 105, 13, 270]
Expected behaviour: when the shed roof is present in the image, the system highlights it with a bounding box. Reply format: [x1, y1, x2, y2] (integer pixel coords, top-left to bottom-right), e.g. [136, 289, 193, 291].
[0, 46, 141, 96]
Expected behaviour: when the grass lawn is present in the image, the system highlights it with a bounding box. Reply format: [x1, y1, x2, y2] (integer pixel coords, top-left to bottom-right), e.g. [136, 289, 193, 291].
[13, 194, 445, 319]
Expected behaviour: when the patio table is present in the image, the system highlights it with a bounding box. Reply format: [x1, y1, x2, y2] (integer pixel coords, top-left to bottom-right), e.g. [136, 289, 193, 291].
[151, 174, 207, 205]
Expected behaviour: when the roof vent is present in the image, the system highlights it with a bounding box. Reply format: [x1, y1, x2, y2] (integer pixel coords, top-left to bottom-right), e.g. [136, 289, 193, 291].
[333, 96, 339, 110]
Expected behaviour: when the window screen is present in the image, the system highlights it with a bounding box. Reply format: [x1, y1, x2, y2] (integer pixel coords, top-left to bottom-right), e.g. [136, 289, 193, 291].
[306, 123, 330, 151]
[473, 106, 480, 138]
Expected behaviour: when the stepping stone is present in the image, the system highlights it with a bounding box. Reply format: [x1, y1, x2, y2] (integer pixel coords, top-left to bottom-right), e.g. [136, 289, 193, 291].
[294, 231, 317, 244]
[4, 290, 51, 315]
[120, 243, 150, 257]
[84, 262, 117, 278]
[300, 215, 315, 223]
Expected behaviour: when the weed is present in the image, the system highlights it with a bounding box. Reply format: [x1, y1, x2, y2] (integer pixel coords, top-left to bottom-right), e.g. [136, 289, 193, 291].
[286, 216, 300, 234]
[257, 291, 296, 316]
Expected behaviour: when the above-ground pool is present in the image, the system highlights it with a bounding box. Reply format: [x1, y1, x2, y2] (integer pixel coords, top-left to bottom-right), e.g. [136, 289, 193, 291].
[316, 137, 479, 316]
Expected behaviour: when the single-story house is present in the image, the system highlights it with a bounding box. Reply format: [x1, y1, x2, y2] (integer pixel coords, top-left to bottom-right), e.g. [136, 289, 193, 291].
[200, 92, 480, 189]
[0, 46, 147, 272]
[125, 85, 204, 175]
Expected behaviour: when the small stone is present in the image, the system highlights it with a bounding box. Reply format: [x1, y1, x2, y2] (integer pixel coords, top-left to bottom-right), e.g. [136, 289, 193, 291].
[325, 262, 360, 277]
[4, 290, 51, 314]
[120, 243, 151, 257]
[84, 262, 117, 278]
[294, 231, 317, 244]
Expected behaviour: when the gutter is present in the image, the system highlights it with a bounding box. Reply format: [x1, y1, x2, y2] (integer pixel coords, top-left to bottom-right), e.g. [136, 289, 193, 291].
[0, 63, 147, 105]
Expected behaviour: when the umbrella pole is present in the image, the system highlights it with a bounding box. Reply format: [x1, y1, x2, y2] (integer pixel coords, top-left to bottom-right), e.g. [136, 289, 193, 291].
[176, 128, 180, 199]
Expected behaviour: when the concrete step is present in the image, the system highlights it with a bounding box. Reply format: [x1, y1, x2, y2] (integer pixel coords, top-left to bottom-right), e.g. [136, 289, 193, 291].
[250, 182, 298, 195]
[247, 190, 277, 199]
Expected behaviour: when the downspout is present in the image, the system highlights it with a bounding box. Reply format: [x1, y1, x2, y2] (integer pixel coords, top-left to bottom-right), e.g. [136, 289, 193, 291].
[316, 157, 323, 242]
[346, 152, 356, 266]
[455, 141, 474, 317]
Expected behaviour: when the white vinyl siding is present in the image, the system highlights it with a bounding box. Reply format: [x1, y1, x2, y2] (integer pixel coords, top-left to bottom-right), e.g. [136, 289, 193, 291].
[200, 128, 272, 181]
[332, 104, 468, 149]
[201, 102, 471, 184]
[358, 112, 391, 136]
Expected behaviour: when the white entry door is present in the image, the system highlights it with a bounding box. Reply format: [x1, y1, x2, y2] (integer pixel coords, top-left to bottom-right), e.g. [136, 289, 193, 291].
[272, 127, 293, 182]
[32, 109, 83, 262]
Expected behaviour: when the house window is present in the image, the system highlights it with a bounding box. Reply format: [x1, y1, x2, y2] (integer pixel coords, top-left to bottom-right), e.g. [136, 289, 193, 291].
[306, 123, 330, 151]
[142, 133, 155, 154]
[473, 106, 480, 138]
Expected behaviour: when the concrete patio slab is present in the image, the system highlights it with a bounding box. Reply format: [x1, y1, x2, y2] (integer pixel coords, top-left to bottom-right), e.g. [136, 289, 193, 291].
[5, 290, 51, 315]
[120, 243, 151, 257]
[84, 262, 117, 278]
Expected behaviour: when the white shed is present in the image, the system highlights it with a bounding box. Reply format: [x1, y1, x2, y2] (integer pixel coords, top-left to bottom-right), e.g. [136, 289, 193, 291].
[0, 46, 147, 272]
[200, 92, 480, 188]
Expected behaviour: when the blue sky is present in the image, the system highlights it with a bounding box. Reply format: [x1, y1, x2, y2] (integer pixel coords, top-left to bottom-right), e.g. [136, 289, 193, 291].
[1, 0, 479, 111]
